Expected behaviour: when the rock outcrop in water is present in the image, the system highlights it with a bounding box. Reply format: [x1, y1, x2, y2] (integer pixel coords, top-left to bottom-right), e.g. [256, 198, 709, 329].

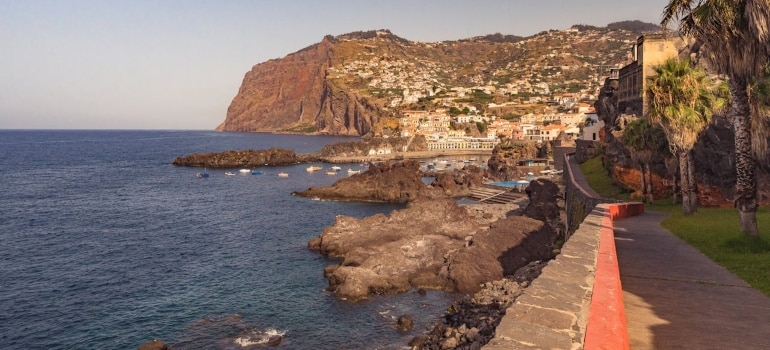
[171, 148, 318, 168]
[308, 179, 561, 301]
[485, 141, 547, 181]
[295, 160, 433, 202]
[293, 160, 485, 202]
[138, 340, 171, 350]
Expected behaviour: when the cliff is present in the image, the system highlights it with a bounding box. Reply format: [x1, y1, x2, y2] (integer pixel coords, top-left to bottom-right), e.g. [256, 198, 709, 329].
[218, 25, 658, 136]
[217, 36, 387, 135]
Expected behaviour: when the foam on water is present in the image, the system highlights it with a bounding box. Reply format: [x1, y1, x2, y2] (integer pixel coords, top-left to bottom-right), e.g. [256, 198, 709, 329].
[0, 130, 456, 349]
[233, 328, 287, 347]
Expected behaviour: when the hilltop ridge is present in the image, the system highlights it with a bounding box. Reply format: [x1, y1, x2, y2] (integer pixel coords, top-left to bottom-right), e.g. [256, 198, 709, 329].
[217, 21, 660, 135]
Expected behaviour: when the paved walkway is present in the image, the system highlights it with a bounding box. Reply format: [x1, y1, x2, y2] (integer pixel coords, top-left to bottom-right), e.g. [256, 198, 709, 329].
[613, 212, 770, 349]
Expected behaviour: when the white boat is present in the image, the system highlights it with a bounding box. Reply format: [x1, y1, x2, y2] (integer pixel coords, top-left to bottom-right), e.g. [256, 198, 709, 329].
[306, 166, 322, 172]
[325, 169, 337, 175]
[347, 168, 360, 174]
[239, 169, 250, 173]
[225, 171, 236, 176]
[331, 166, 342, 171]
[278, 172, 289, 178]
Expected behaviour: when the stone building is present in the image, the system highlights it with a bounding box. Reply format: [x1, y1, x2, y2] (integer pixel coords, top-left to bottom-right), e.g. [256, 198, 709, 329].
[616, 34, 684, 116]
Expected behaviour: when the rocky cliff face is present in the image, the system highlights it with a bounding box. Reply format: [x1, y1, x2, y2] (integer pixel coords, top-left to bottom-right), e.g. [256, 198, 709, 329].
[217, 37, 387, 135]
[218, 25, 655, 135]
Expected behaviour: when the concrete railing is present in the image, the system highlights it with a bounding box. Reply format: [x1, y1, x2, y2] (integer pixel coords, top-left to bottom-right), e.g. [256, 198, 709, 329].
[484, 153, 643, 349]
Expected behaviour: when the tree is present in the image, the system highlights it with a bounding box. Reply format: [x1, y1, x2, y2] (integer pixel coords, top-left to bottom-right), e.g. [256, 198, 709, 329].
[646, 57, 724, 215]
[621, 118, 668, 204]
[663, 0, 770, 234]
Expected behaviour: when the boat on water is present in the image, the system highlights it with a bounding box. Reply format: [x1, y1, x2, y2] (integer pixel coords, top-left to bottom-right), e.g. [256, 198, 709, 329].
[239, 169, 250, 173]
[331, 166, 342, 171]
[278, 172, 289, 178]
[225, 171, 236, 176]
[347, 168, 360, 174]
[325, 169, 337, 175]
[196, 172, 209, 178]
[306, 166, 322, 172]
[251, 170, 263, 175]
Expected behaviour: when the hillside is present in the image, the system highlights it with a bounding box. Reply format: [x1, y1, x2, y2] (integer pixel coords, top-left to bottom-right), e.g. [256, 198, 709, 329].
[217, 23, 660, 135]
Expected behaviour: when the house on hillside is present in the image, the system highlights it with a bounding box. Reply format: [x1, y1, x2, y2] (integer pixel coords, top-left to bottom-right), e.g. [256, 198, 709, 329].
[581, 113, 605, 141]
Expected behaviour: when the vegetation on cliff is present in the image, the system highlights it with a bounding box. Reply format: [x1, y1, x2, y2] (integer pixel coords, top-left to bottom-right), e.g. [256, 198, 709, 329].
[219, 22, 660, 136]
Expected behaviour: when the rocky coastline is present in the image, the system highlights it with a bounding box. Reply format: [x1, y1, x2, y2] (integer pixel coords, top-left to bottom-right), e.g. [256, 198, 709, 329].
[171, 136, 495, 169]
[159, 141, 565, 350]
[299, 159, 564, 348]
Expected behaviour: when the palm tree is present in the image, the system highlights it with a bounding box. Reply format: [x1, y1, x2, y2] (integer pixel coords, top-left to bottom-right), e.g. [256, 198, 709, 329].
[664, 155, 680, 204]
[621, 118, 668, 204]
[663, 0, 770, 234]
[646, 58, 724, 215]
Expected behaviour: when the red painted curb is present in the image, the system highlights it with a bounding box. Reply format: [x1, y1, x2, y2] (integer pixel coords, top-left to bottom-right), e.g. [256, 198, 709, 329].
[584, 203, 643, 350]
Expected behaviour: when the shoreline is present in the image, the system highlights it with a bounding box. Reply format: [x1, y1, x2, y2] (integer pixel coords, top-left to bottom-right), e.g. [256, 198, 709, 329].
[320, 149, 493, 164]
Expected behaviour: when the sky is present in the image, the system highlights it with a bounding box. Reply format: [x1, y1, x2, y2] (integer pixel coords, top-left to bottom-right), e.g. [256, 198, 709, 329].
[0, 0, 673, 130]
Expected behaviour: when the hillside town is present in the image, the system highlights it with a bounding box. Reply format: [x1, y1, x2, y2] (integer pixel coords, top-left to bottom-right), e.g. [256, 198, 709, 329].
[324, 26, 641, 149]
[395, 107, 602, 151]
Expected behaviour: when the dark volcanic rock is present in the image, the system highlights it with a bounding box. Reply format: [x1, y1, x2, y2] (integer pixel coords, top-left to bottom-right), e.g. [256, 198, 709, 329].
[138, 339, 170, 350]
[294, 160, 439, 202]
[413, 261, 548, 349]
[430, 166, 485, 197]
[485, 141, 544, 181]
[446, 215, 554, 294]
[397, 315, 415, 332]
[317, 136, 426, 158]
[309, 181, 558, 301]
[295, 160, 485, 203]
[172, 148, 317, 168]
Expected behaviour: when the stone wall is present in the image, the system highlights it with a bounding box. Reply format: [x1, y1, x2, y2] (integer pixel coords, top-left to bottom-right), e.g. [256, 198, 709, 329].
[574, 140, 601, 164]
[484, 152, 642, 349]
[552, 146, 575, 171]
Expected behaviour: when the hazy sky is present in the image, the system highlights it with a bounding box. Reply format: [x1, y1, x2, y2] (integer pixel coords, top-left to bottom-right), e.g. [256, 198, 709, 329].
[0, 0, 672, 130]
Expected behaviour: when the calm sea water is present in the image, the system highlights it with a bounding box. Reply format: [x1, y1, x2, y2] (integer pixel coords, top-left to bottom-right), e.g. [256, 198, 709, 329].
[0, 130, 455, 350]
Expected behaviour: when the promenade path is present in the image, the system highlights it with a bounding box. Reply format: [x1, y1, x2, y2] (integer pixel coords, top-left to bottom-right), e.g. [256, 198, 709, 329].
[614, 212, 770, 349]
[567, 154, 770, 349]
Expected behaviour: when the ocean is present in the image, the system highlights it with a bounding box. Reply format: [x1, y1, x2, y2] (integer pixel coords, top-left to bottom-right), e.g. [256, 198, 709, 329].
[0, 130, 456, 349]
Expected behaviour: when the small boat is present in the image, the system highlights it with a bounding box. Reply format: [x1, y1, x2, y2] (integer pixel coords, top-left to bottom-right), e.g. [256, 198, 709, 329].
[306, 166, 322, 172]
[325, 170, 337, 175]
[278, 172, 289, 178]
[251, 170, 263, 175]
[331, 166, 342, 171]
[196, 172, 209, 178]
[225, 171, 236, 176]
[239, 169, 250, 173]
[347, 168, 360, 175]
